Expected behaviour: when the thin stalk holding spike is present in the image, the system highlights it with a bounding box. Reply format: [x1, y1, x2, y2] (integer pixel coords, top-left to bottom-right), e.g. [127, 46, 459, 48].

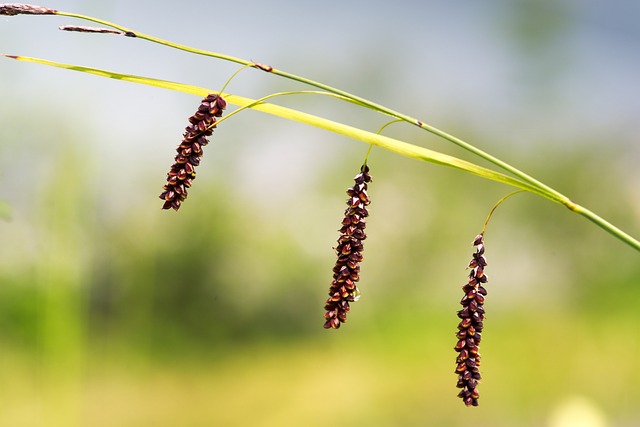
[362, 119, 403, 166]
[52, 9, 574, 198]
[0, 11, 638, 251]
[4, 6, 635, 212]
[2, 52, 637, 251]
[481, 190, 526, 235]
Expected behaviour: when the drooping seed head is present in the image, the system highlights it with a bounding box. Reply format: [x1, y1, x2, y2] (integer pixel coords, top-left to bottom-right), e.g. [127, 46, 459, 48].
[454, 233, 488, 407]
[58, 25, 124, 35]
[323, 164, 372, 329]
[159, 94, 225, 211]
[0, 3, 57, 15]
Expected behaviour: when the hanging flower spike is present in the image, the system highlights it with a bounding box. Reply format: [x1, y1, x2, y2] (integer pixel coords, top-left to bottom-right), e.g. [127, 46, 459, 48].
[323, 164, 372, 329]
[0, 4, 57, 15]
[454, 233, 488, 406]
[159, 93, 226, 211]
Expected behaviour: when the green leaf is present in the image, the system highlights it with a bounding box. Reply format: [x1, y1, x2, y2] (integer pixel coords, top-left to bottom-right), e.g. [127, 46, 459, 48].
[2, 54, 542, 195]
[3, 54, 639, 251]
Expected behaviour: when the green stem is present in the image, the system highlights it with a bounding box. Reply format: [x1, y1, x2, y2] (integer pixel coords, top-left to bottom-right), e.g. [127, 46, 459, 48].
[218, 64, 252, 96]
[481, 190, 526, 236]
[8, 11, 640, 251]
[566, 202, 640, 251]
[52, 11, 569, 199]
[363, 119, 404, 166]
[214, 90, 352, 127]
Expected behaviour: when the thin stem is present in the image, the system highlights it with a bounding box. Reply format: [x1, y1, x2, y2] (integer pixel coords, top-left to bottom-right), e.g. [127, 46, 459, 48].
[214, 90, 356, 128]
[363, 144, 373, 166]
[218, 64, 252, 96]
[567, 202, 640, 251]
[8, 11, 638, 251]
[3, 53, 543, 199]
[376, 119, 404, 134]
[481, 190, 526, 236]
[364, 119, 404, 166]
[55, 11, 252, 67]
[53, 11, 570, 200]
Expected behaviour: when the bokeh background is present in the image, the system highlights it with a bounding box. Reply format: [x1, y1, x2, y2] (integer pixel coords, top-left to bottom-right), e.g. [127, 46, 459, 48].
[1, 1, 639, 426]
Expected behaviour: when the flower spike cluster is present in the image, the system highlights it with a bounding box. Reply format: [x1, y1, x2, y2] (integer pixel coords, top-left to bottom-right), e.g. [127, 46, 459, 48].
[160, 93, 226, 211]
[323, 164, 372, 329]
[454, 233, 488, 407]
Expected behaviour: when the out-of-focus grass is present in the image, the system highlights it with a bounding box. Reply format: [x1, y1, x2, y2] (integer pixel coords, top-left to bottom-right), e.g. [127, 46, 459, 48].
[0, 310, 637, 426]
[0, 117, 638, 426]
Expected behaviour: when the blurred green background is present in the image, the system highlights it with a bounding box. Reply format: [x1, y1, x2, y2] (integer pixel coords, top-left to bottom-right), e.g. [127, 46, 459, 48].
[1, 1, 639, 426]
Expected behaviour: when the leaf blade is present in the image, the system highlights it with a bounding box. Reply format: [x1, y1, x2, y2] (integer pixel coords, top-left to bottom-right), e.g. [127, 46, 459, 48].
[2, 54, 544, 195]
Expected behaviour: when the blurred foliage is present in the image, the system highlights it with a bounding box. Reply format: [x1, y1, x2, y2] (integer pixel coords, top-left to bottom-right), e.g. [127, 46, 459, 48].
[1, 1, 639, 425]
[0, 112, 638, 426]
[0, 199, 10, 220]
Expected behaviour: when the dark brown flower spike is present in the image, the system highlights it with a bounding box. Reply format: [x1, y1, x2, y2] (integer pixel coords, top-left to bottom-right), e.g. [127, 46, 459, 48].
[159, 93, 226, 211]
[454, 233, 488, 406]
[0, 3, 57, 15]
[323, 164, 372, 329]
[58, 25, 125, 35]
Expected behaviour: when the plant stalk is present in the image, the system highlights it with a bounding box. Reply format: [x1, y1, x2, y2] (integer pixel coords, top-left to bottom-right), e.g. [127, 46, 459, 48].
[2, 9, 638, 251]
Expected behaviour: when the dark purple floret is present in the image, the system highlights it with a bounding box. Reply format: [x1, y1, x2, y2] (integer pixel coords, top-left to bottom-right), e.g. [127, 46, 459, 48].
[454, 233, 488, 406]
[159, 94, 225, 211]
[323, 164, 371, 329]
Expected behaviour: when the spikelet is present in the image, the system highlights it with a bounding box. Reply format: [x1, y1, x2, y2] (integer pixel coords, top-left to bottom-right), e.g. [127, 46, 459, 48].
[0, 4, 57, 15]
[58, 25, 125, 35]
[323, 164, 372, 329]
[454, 233, 488, 406]
[159, 94, 226, 211]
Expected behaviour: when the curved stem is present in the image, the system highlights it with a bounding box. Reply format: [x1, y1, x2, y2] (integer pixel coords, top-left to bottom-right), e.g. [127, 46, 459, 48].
[481, 190, 526, 236]
[5, 11, 638, 251]
[4, 52, 639, 251]
[214, 89, 359, 127]
[53, 11, 571, 200]
[218, 64, 252, 96]
[363, 119, 403, 166]
[376, 119, 404, 134]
